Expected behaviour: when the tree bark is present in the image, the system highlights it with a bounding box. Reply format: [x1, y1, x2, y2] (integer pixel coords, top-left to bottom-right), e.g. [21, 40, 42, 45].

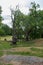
[26, 32, 29, 41]
[12, 19, 17, 45]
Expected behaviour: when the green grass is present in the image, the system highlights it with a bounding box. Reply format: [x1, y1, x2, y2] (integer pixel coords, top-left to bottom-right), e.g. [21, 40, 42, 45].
[30, 47, 43, 57]
[0, 41, 12, 50]
[7, 51, 31, 55]
[0, 40, 35, 50]
[6, 50, 43, 57]
[31, 47, 43, 51]
[17, 40, 35, 47]
[0, 36, 43, 57]
[0, 47, 43, 57]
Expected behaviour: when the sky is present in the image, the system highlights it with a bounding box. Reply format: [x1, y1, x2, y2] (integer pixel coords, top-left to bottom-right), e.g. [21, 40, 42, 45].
[0, 0, 43, 27]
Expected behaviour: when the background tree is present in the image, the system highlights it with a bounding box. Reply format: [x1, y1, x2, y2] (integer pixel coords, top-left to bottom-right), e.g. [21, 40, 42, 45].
[28, 2, 40, 39]
[11, 5, 25, 43]
[2, 24, 12, 35]
[15, 8, 25, 39]
[0, 23, 12, 36]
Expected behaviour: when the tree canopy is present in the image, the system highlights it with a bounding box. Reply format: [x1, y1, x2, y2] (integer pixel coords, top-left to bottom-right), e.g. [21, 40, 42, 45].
[0, 2, 43, 41]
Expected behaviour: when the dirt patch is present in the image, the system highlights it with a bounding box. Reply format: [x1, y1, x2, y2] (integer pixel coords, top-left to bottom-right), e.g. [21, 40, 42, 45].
[11, 47, 31, 52]
[34, 38, 43, 44]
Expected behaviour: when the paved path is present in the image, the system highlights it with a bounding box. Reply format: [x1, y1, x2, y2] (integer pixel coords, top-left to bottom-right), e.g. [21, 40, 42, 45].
[0, 55, 43, 65]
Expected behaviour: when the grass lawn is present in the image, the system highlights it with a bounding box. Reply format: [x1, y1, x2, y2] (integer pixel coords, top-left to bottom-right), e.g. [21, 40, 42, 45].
[0, 36, 43, 57]
[0, 41, 12, 50]
[6, 47, 43, 57]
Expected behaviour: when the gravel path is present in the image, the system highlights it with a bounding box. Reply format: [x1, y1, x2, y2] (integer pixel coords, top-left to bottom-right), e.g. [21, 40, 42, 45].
[0, 55, 43, 65]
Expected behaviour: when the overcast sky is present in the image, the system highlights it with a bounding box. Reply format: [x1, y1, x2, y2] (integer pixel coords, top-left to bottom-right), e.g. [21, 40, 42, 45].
[0, 0, 43, 27]
[0, 0, 43, 15]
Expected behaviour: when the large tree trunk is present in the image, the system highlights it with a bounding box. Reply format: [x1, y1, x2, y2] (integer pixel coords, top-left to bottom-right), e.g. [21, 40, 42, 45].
[26, 32, 29, 41]
[12, 20, 17, 45]
[11, 9, 17, 45]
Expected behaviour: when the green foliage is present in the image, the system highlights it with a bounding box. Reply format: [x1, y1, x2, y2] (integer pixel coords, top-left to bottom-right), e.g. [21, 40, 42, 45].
[2, 24, 12, 35]
[11, 7, 25, 39]
[23, 2, 43, 39]
[15, 10, 24, 39]
[0, 28, 5, 36]
[0, 24, 12, 36]
[0, 6, 2, 23]
[0, 2, 43, 39]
